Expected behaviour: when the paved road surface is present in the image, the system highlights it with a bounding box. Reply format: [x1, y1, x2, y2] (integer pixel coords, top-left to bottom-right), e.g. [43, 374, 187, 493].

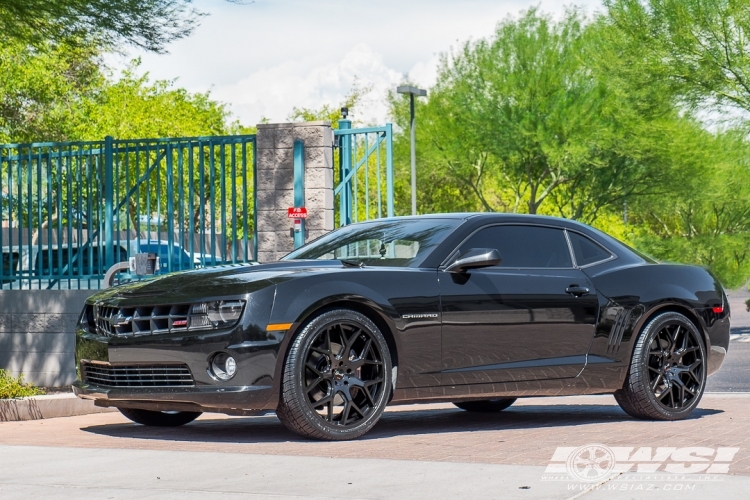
[2, 395, 750, 499]
[706, 288, 750, 391]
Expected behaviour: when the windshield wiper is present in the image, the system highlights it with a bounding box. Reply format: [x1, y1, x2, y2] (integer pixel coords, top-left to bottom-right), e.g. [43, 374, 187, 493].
[340, 259, 365, 268]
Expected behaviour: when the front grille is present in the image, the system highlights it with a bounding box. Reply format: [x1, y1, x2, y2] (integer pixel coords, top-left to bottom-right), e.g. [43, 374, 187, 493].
[81, 362, 195, 388]
[91, 303, 200, 337]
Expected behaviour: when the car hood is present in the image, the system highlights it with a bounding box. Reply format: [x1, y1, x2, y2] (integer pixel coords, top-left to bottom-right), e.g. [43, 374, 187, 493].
[89, 260, 347, 303]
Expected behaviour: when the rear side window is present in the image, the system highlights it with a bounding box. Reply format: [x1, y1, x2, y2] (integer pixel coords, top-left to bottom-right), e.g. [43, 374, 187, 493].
[568, 231, 612, 266]
[458, 225, 572, 268]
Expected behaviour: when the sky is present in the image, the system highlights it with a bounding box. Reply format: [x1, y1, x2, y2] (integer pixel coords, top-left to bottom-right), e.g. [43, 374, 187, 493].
[107, 0, 604, 127]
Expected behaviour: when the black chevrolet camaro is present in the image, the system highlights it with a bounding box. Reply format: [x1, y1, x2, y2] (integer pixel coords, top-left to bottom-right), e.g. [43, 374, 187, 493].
[74, 214, 730, 440]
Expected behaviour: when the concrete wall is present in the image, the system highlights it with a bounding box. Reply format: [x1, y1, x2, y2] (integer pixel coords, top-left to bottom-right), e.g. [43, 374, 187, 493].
[255, 122, 334, 262]
[0, 291, 94, 387]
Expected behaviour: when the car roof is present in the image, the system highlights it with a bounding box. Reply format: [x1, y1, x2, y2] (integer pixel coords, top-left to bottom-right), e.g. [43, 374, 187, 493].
[367, 212, 590, 228]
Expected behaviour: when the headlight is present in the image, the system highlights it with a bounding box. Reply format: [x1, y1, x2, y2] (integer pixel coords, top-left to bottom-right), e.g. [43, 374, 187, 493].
[190, 300, 245, 329]
[78, 305, 94, 333]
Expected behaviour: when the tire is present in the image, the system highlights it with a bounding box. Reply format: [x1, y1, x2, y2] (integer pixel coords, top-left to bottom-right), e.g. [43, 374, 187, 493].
[453, 398, 517, 413]
[118, 408, 202, 427]
[276, 309, 393, 441]
[615, 311, 707, 421]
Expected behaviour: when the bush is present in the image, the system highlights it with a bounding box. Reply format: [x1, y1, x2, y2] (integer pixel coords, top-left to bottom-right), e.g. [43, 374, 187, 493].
[0, 369, 44, 399]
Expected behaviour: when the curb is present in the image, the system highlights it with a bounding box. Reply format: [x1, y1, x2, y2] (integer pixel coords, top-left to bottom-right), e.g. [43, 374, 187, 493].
[0, 393, 115, 422]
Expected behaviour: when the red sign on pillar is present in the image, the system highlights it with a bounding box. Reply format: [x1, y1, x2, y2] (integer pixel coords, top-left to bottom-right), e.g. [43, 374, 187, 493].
[287, 207, 308, 219]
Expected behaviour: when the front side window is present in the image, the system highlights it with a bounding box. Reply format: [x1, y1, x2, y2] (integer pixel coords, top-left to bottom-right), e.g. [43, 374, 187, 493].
[283, 219, 462, 267]
[458, 225, 573, 268]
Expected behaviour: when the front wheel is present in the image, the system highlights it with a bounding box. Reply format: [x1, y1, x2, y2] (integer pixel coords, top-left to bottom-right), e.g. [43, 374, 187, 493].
[615, 312, 706, 420]
[276, 309, 392, 441]
[118, 408, 202, 427]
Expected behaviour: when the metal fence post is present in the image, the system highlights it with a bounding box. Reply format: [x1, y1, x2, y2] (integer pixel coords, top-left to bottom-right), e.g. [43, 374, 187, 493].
[338, 118, 352, 225]
[252, 138, 258, 261]
[166, 142, 174, 272]
[385, 124, 394, 218]
[104, 136, 114, 269]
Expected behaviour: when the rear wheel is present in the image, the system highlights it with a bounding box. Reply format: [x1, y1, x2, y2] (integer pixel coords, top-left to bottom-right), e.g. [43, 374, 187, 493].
[453, 398, 517, 412]
[277, 309, 392, 441]
[118, 408, 202, 427]
[615, 312, 706, 420]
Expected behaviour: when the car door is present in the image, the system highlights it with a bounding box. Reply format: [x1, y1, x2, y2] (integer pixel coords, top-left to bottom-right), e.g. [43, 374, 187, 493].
[439, 224, 599, 385]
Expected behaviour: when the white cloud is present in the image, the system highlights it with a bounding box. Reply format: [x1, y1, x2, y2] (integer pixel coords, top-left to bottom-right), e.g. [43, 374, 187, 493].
[110, 0, 604, 126]
[212, 43, 402, 125]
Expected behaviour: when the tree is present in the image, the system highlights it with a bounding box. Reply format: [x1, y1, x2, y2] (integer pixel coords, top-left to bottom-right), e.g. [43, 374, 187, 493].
[629, 129, 750, 287]
[75, 60, 230, 140]
[0, 40, 103, 143]
[388, 9, 691, 221]
[0, 0, 202, 53]
[605, 0, 750, 115]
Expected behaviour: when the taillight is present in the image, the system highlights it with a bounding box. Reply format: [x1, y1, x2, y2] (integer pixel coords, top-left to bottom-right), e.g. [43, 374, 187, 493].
[712, 306, 724, 314]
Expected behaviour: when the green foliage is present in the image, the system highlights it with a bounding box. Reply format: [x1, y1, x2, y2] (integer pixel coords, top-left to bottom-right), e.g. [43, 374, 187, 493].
[605, 0, 750, 114]
[0, 369, 44, 399]
[389, 8, 710, 221]
[626, 130, 750, 287]
[0, 40, 103, 143]
[600, 0, 750, 286]
[0, 44, 234, 142]
[0, 0, 202, 53]
[75, 60, 231, 140]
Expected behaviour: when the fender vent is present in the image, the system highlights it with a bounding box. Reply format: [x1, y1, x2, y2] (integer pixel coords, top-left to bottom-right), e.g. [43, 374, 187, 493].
[607, 308, 632, 354]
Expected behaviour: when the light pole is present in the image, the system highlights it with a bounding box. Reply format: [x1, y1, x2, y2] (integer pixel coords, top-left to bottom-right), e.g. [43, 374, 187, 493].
[397, 85, 427, 215]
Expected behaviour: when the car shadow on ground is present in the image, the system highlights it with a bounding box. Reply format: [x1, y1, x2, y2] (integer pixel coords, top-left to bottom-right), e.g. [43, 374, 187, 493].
[80, 403, 723, 444]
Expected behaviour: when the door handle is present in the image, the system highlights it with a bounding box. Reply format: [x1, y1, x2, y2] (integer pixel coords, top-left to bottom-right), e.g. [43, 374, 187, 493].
[565, 285, 590, 297]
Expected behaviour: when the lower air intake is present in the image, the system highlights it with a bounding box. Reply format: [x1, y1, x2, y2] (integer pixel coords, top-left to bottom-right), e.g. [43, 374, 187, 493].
[81, 362, 195, 388]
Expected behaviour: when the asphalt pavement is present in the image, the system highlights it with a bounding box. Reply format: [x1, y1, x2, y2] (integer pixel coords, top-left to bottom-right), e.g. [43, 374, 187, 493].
[708, 287, 750, 392]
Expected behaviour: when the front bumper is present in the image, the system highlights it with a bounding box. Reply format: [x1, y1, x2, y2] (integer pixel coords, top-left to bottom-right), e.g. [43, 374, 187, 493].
[73, 381, 275, 415]
[74, 318, 284, 413]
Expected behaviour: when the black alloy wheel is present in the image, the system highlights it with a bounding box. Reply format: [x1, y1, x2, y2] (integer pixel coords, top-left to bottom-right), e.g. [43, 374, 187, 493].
[615, 311, 706, 420]
[277, 309, 392, 440]
[118, 408, 202, 427]
[453, 398, 517, 413]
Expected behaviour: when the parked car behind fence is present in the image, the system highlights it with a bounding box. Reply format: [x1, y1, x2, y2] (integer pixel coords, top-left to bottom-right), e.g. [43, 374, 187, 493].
[2, 228, 233, 289]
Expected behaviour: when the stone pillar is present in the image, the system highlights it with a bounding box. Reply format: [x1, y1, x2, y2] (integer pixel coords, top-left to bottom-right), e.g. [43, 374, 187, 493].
[255, 122, 334, 262]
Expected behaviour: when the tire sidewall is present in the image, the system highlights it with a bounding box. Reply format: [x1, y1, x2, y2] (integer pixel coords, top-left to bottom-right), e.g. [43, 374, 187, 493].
[636, 312, 707, 419]
[286, 309, 392, 440]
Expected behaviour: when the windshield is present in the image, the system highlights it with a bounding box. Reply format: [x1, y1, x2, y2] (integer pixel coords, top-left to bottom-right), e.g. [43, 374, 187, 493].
[282, 219, 462, 267]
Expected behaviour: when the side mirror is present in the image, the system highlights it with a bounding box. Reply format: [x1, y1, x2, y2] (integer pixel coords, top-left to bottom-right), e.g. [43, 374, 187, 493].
[444, 248, 502, 273]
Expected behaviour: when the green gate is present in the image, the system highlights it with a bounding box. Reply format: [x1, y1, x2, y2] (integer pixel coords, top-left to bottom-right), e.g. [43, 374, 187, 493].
[334, 120, 394, 227]
[0, 135, 256, 289]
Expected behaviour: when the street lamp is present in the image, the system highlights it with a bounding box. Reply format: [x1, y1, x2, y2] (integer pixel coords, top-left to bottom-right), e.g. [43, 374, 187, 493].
[397, 85, 427, 215]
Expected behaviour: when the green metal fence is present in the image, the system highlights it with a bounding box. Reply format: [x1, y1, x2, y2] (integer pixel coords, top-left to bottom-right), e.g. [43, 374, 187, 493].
[334, 121, 394, 227]
[0, 135, 257, 289]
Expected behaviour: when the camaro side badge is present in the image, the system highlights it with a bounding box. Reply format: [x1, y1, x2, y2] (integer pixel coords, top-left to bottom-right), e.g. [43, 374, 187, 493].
[402, 313, 439, 319]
